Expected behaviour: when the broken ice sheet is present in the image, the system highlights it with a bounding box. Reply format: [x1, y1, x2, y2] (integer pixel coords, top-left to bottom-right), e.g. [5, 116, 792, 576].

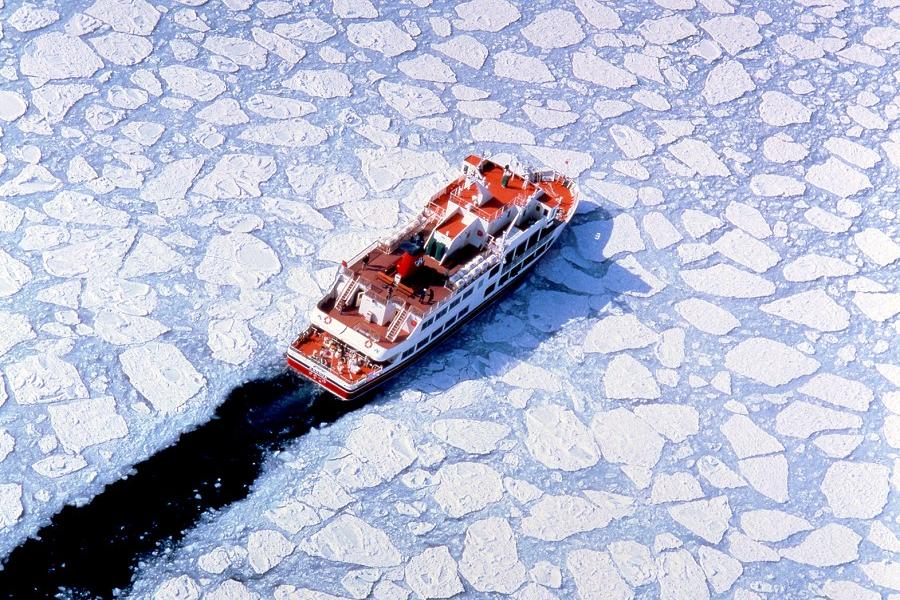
[0, 1, 896, 599]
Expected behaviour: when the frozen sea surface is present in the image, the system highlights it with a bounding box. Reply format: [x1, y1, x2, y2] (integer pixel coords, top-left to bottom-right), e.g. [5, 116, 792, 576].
[0, 0, 898, 598]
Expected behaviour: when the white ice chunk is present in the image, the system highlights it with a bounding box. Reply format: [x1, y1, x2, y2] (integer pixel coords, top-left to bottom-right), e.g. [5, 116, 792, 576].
[702, 60, 755, 105]
[668, 496, 731, 543]
[43, 191, 129, 227]
[633, 404, 699, 443]
[608, 540, 654, 587]
[782, 253, 857, 282]
[760, 290, 849, 332]
[656, 549, 710, 600]
[158, 65, 225, 101]
[453, 0, 520, 32]
[762, 134, 809, 163]
[759, 91, 813, 126]
[853, 228, 900, 266]
[668, 138, 730, 177]
[798, 373, 873, 411]
[776, 401, 861, 439]
[238, 118, 327, 148]
[638, 15, 697, 45]
[247, 529, 294, 574]
[7, 354, 87, 405]
[642, 212, 682, 249]
[430, 419, 509, 454]
[301, 514, 400, 568]
[697, 546, 742, 594]
[574, 0, 622, 30]
[603, 354, 661, 400]
[433, 462, 502, 517]
[347, 21, 415, 57]
[459, 517, 526, 593]
[781, 524, 860, 567]
[806, 157, 872, 198]
[584, 314, 657, 354]
[821, 461, 890, 519]
[824, 137, 881, 169]
[749, 174, 806, 197]
[432, 35, 488, 69]
[674, 298, 739, 335]
[0, 311, 34, 357]
[522, 493, 629, 541]
[700, 16, 761, 54]
[592, 408, 665, 468]
[196, 233, 281, 288]
[738, 454, 789, 503]
[32, 454, 88, 479]
[650, 473, 704, 504]
[567, 549, 633, 600]
[0, 92, 28, 122]
[493, 51, 553, 84]
[405, 546, 464, 599]
[522, 9, 585, 49]
[572, 51, 636, 89]
[697, 455, 745, 489]
[725, 338, 819, 386]
[398, 54, 456, 83]
[680, 209, 723, 239]
[524, 404, 599, 471]
[739, 509, 812, 546]
[85, 0, 159, 35]
[90, 32, 153, 65]
[120, 234, 183, 279]
[20, 32, 103, 80]
[48, 396, 128, 453]
[680, 264, 774, 298]
[283, 69, 352, 98]
[204, 35, 267, 69]
[119, 342, 206, 413]
[378, 81, 447, 120]
[0, 484, 24, 529]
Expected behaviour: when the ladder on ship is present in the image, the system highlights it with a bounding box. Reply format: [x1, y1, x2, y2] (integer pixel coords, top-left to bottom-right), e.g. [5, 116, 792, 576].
[335, 275, 359, 311]
[386, 303, 410, 341]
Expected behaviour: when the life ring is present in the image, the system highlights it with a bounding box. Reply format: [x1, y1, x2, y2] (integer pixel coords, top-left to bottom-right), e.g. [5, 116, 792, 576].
[324, 316, 332, 324]
[365, 339, 373, 348]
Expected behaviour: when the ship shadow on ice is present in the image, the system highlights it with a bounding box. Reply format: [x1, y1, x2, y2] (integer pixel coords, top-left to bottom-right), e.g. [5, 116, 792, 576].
[0, 372, 366, 599]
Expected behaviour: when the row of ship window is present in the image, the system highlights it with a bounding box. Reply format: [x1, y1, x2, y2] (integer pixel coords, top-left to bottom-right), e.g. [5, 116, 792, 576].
[397, 226, 556, 361]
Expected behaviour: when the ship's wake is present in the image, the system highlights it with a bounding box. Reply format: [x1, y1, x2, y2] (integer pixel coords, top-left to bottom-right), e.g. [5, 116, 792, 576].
[0, 373, 365, 599]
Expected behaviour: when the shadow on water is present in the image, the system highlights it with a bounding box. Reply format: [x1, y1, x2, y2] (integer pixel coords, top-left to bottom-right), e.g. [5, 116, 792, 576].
[0, 373, 366, 599]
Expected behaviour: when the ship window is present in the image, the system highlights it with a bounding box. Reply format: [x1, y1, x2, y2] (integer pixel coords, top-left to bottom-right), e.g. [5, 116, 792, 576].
[526, 231, 540, 248]
[436, 307, 448, 319]
[485, 283, 496, 295]
[512, 264, 522, 277]
[416, 340, 428, 351]
[514, 243, 526, 258]
[422, 317, 434, 329]
[402, 349, 414, 359]
[458, 306, 470, 317]
[499, 273, 509, 285]
[462, 288, 473, 299]
[489, 264, 500, 278]
[449, 297, 460, 308]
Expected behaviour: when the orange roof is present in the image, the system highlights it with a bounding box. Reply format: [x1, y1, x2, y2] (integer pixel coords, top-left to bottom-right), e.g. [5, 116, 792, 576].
[437, 212, 467, 237]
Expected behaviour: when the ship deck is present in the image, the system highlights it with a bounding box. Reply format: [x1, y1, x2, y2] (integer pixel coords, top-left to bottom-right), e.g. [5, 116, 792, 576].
[428, 160, 576, 222]
[320, 243, 480, 346]
[291, 327, 380, 385]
